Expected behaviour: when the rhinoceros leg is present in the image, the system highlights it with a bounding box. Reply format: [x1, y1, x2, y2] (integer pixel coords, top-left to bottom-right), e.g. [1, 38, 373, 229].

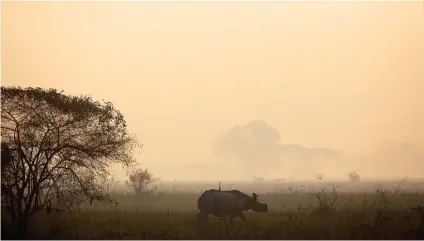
[236, 212, 246, 221]
[227, 215, 235, 226]
[227, 212, 246, 227]
[197, 211, 209, 225]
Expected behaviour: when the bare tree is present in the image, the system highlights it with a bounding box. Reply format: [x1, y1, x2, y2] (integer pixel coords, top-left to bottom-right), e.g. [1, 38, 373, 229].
[1, 86, 139, 237]
[126, 168, 156, 194]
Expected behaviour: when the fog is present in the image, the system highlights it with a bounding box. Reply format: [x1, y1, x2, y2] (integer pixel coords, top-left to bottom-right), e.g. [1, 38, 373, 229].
[2, 2, 423, 182]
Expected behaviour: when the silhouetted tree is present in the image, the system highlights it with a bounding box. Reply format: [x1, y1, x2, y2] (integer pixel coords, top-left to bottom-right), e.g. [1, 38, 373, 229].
[1, 142, 13, 172]
[1, 142, 15, 214]
[1, 142, 14, 195]
[1, 86, 138, 237]
[126, 168, 155, 194]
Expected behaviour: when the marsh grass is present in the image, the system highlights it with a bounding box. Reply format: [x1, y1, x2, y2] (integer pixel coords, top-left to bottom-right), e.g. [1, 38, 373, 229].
[2, 190, 424, 239]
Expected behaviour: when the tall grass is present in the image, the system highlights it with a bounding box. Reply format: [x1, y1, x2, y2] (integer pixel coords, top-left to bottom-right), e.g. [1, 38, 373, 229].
[2, 186, 424, 239]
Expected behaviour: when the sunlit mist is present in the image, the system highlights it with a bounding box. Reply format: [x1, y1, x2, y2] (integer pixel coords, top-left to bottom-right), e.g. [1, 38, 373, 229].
[2, 2, 423, 182]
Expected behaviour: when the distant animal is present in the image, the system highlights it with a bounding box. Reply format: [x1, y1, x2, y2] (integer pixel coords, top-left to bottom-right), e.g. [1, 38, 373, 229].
[197, 189, 268, 225]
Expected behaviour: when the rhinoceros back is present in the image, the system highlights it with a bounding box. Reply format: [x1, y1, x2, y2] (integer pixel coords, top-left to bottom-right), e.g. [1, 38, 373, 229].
[198, 189, 244, 217]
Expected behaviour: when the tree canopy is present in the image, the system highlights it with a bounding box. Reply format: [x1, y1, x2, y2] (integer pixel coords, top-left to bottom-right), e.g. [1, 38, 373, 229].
[212, 120, 346, 179]
[1, 86, 139, 236]
[212, 120, 283, 177]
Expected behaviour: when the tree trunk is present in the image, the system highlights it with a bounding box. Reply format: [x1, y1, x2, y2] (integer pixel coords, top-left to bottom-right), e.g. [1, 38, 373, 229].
[15, 216, 30, 239]
[14, 209, 31, 239]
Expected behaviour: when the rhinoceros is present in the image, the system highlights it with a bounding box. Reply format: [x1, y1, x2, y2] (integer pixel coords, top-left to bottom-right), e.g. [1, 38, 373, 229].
[196, 189, 268, 224]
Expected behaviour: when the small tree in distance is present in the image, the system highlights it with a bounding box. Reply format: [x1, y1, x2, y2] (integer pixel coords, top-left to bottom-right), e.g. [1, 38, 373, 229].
[126, 168, 156, 194]
[348, 172, 361, 182]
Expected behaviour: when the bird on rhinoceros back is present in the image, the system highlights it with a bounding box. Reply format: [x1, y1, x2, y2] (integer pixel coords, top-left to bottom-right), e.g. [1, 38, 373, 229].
[196, 189, 268, 224]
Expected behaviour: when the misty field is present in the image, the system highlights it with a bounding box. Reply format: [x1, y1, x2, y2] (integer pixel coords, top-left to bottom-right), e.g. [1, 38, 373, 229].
[2, 182, 424, 239]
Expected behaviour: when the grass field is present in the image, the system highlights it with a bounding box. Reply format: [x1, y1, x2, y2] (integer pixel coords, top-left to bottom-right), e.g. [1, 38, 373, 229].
[2, 182, 424, 239]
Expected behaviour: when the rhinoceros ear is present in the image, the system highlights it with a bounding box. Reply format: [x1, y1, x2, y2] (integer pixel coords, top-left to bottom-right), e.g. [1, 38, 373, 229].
[252, 193, 259, 200]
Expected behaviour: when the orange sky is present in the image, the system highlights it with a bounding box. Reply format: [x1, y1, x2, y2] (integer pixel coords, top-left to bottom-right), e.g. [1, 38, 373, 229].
[2, 2, 423, 180]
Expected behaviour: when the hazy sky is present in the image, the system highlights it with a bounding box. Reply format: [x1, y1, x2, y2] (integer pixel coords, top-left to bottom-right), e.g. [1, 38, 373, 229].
[2, 2, 423, 181]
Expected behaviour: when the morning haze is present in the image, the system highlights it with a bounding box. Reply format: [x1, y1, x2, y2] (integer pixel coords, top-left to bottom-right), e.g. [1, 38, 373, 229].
[2, 2, 423, 181]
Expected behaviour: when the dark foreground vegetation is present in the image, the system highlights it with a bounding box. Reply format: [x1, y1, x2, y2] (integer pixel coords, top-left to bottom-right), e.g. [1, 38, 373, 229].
[2, 189, 424, 239]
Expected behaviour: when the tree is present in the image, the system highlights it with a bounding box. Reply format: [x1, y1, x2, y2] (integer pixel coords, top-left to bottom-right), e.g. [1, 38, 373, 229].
[1, 86, 138, 237]
[1, 142, 13, 172]
[1, 142, 14, 198]
[212, 120, 347, 179]
[348, 172, 360, 182]
[212, 120, 283, 178]
[126, 168, 156, 194]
